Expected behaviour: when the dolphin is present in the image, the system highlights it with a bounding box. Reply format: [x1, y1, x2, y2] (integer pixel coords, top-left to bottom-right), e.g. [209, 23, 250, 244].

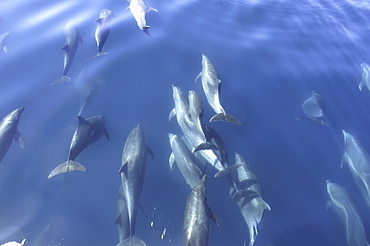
[202, 124, 228, 166]
[295, 91, 329, 126]
[0, 239, 26, 246]
[195, 54, 241, 126]
[126, 0, 158, 35]
[115, 185, 130, 245]
[229, 152, 270, 246]
[326, 180, 370, 246]
[48, 115, 109, 179]
[341, 130, 370, 208]
[168, 133, 203, 189]
[0, 32, 10, 55]
[52, 20, 82, 85]
[183, 175, 216, 246]
[89, 9, 115, 59]
[119, 124, 153, 246]
[0, 107, 25, 163]
[359, 63, 370, 91]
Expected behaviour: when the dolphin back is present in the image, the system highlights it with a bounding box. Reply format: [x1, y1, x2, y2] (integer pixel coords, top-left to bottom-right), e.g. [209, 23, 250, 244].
[48, 160, 86, 179]
[118, 236, 146, 246]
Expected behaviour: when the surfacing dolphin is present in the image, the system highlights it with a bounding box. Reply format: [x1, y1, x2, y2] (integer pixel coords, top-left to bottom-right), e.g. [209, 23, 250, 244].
[326, 180, 370, 246]
[0, 32, 10, 56]
[195, 54, 241, 126]
[119, 124, 153, 246]
[52, 20, 82, 85]
[295, 91, 329, 126]
[0, 107, 25, 163]
[89, 9, 115, 60]
[359, 63, 370, 91]
[126, 0, 158, 36]
[48, 115, 109, 179]
[341, 130, 370, 208]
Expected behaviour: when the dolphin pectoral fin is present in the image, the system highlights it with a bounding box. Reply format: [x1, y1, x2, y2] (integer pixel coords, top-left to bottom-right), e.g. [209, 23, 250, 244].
[195, 72, 202, 83]
[51, 76, 71, 85]
[47, 161, 86, 179]
[14, 131, 26, 149]
[119, 162, 129, 174]
[169, 152, 175, 170]
[96, 18, 103, 24]
[214, 164, 243, 177]
[143, 27, 151, 36]
[313, 119, 329, 127]
[79, 35, 83, 45]
[169, 108, 176, 122]
[325, 200, 331, 211]
[148, 7, 158, 12]
[120, 236, 146, 246]
[104, 129, 110, 142]
[340, 154, 348, 168]
[62, 44, 69, 51]
[3, 46, 8, 54]
[193, 142, 218, 152]
[210, 113, 241, 126]
[86, 52, 108, 61]
[125, 6, 130, 11]
[146, 145, 154, 160]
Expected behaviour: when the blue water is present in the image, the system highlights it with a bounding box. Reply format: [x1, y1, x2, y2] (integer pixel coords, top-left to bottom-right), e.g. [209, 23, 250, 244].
[1, 0, 370, 245]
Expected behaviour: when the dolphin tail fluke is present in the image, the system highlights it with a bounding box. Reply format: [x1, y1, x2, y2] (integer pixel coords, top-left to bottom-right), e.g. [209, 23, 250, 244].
[143, 27, 152, 36]
[118, 236, 146, 246]
[214, 164, 243, 177]
[48, 161, 86, 179]
[193, 142, 218, 152]
[210, 113, 241, 126]
[51, 76, 71, 85]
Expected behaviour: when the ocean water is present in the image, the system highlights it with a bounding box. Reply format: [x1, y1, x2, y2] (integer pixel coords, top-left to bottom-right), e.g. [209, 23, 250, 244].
[1, 0, 370, 245]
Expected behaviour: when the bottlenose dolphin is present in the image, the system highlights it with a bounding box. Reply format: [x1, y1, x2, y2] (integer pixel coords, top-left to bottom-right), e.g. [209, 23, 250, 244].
[0, 32, 10, 55]
[168, 133, 203, 189]
[1, 239, 26, 246]
[295, 91, 329, 126]
[52, 20, 82, 85]
[341, 130, 370, 208]
[229, 152, 271, 246]
[195, 54, 241, 126]
[359, 63, 370, 91]
[119, 124, 153, 246]
[326, 180, 370, 246]
[90, 9, 115, 59]
[48, 115, 109, 179]
[115, 185, 130, 245]
[126, 0, 158, 35]
[183, 175, 217, 246]
[0, 107, 25, 163]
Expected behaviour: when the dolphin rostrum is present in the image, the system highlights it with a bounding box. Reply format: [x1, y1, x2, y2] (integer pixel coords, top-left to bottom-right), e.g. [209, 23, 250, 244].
[119, 124, 153, 246]
[0, 107, 25, 163]
[90, 9, 115, 59]
[48, 115, 109, 179]
[52, 20, 82, 85]
[126, 0, 158, 36]
[195, 54, 241, 126]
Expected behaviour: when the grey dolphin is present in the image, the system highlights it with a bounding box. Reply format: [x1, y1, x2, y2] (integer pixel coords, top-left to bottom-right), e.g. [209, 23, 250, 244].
[0, 107, 25, 163]
[119, 124, 153, 246]
[326, 180, 370, 246]
[341, 130, 370, 208]
[0, 32, 10, 55]
[126, 0, 158, 36]
[115, 185, 130, 245]
[90, 9, 115, 59]
[183, 175, 216, 246]
[295, 91, 329, 126]
[48, 115, 109, 179]
[359, 63, 370, 91]
[52, 20, 82, 85]
[168, 133, 203, 189]
[195, 54, 241, 126]
[229, 152, 270, 246]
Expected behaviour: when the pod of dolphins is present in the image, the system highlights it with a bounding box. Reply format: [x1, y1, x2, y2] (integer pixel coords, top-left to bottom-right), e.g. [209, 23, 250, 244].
[1, 2, 370, 246]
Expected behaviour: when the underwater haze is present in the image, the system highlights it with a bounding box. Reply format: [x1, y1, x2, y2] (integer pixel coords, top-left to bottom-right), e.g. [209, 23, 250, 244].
[1, 0, 370, 245]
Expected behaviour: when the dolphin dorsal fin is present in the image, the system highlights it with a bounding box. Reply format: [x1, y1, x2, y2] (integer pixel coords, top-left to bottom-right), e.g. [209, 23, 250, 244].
[147, 145, 154, 160]
[77, 116, 92, 127]
[104, 129, 110, 142]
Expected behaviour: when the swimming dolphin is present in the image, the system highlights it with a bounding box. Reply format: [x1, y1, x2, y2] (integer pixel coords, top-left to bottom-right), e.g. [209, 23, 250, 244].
[90, 9, 115, 59]
[168, 133, 203, 189]
[341, 130, 370, 208]
[195, 54, 241, 126]
[119, 124, 153, 246]
[359, 63, 370, 91]
[0, 107, 25, 163]
[0, 32, 10, 55]
[115, 185, 130, 245]
[183, 175, 217, 246]
[126, 0, 158, 35]
[52, 20, 82, 85]
[326, 180, 370, 246]
[295, 91, 329, 126]
[1, 239, 26, 246]
[229, 152, 271, 246]
[202, 124, 228, 166]
[48, 115, 109, 179]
